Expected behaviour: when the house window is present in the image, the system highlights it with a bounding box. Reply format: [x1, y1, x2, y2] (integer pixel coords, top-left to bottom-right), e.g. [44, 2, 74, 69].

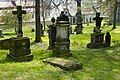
[0, 0, 10, 2]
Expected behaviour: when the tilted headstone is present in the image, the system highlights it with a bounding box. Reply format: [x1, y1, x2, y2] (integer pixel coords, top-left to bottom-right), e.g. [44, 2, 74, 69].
[87, 13, 108, 48]
[43, 58, 83, 70]
[47, 17, 56, 50]
[53, 11, 71, 56]
[12, 6, 26, 37]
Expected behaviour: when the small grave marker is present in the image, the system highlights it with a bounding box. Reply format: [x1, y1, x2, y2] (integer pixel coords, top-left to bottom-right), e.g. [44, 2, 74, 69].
[43, 58, 83, 70]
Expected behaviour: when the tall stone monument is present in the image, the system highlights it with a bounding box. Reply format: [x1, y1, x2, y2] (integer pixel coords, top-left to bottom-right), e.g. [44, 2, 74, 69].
[53, 11, 71, 57]
[87, 13, 109, 48]
[75, 0, 83, 34]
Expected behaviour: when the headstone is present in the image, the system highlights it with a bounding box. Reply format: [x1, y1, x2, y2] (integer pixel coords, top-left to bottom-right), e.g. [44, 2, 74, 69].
[7, 37, 33, 62]
[87, 13, 108, 48]
[47, 17, 56, 50]
[75, 0, 83, 34]
[53, 11, 71, 57]
[12, 6, 26, 37]
[42, 58, 83, 70]
[105, 32, 111, 47]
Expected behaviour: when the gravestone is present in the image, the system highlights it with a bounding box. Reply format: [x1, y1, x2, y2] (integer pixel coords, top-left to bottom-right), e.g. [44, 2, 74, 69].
[7, 37, 33, 62]
[75, 0, 83, 34]
[6, 6, 33, 61]
[47, 17, 56, 50]
[53, 11, 71, 57]
[43, 58, 83, 70]
[87, 13, 108, 48]
[105, 32, 111, 47]
[12, 6, 26, 37]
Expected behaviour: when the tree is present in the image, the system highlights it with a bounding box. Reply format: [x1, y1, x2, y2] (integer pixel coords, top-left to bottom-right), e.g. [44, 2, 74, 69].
[35, 0, 42, 43]
[1, 9, 31, 33]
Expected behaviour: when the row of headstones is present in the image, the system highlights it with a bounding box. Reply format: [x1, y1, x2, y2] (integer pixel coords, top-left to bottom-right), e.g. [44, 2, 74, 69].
[48, 12, 111, 50]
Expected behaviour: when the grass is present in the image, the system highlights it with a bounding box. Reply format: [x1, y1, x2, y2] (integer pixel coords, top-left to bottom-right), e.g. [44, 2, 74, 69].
[0, 23, 120, 80]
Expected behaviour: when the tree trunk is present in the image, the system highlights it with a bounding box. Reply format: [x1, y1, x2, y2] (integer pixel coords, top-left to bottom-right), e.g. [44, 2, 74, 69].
[35, 0, 42, 43]
[41, 0, 45, 35]
[112, 1, 118, 30]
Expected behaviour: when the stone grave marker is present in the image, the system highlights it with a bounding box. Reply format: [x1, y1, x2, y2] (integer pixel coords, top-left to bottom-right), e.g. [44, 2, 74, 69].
[47, 17, 56, 50]
[53, 11, 71, 57]
[7, 37, 33, 62]
[87, 13, 109, 48]
[43, 58, 83, 70]
[12, 6, 26, 37]
[6, 6, 33, 61]
[105, 32, 111, 47]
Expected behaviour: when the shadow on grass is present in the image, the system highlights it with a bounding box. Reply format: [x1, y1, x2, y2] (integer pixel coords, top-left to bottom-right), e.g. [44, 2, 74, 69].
[0, 57, 14, 64]
[71, 44, 120, 64]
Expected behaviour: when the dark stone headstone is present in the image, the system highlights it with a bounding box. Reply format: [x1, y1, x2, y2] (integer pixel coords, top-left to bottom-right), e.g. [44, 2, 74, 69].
[105, 32, 111, 47]
[42, 58, 83, 70]
[48, 17, 56, 50]
[87, 13, 108, 48]
[7, 37, 33, 62]
[87, 33, 106, 48]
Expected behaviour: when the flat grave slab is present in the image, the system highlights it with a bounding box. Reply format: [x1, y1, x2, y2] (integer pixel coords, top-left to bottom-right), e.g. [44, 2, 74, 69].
[42, 57, 83, 70]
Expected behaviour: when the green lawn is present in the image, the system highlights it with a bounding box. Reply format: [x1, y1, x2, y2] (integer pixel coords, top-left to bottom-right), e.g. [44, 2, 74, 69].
[0, 23, 120, 80]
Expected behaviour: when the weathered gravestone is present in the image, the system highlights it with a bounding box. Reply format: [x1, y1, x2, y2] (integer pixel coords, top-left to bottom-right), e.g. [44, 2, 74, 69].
[74, 0, 83, 34]
[7, 37, 33, 62]
[53, 11, 71, 57]
[47, 17, 56, 50]
[43, 58, 83, 70]
[87, 13, 111, 48]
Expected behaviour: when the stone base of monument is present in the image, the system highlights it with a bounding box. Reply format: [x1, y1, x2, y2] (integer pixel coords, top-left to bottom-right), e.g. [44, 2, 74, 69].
[53, 42, 72, 57]
[7, 54, 33, 62]
[42, 58, 83, 70]
[87, 33, 107, 48]
[7, 37, 33, 62]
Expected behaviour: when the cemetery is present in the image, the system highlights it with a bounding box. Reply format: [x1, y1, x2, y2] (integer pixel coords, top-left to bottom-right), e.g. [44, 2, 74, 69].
[0, 0, 120, 80]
